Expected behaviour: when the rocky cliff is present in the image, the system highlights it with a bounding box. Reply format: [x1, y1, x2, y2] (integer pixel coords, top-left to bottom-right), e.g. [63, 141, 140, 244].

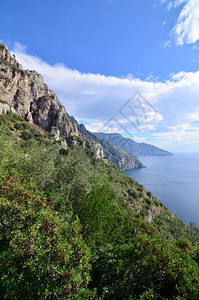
[0, 43, 144, 165]
[0, 43, 78, 137]
[0, 43, 105, 160]
[70, 117, 144, 169]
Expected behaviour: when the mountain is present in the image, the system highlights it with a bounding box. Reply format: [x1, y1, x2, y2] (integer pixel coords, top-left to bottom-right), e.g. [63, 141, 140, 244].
[0, 43, 143, 169]
[0, 43, 105, 160]
[70, 117, 144, 169]
[94, 132, 172, 156]
[0, 43, 78, 137]
[1, 109, 199, 299]
[0, 43, 199, 299]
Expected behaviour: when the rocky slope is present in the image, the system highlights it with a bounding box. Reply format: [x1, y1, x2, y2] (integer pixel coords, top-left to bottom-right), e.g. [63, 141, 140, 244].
[95, 132, 172, 156]
[70, 117, 144, 169]
[0, 43, 105, 160]
[101, 139, 144, 169]
[0, 43, 144, 166]
[0, 43, 78, 137]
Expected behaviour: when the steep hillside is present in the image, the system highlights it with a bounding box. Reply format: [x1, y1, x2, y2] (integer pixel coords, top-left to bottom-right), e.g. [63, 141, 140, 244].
[95, 132, 172, 156]
[0, 43, 144, 170]
[100, 139, 144, 170]
[0, 43, 78, 136]
[1, 44, 199, 299]
[0, 113, 199, 299]
[70, 118, 144, 169]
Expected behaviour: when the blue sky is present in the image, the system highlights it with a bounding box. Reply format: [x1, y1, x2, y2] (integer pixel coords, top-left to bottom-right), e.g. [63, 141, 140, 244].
[1, 0, 199, 152]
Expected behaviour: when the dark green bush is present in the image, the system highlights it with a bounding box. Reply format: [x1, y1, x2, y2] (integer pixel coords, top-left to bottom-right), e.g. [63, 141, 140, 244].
[0, 113, 199, 299]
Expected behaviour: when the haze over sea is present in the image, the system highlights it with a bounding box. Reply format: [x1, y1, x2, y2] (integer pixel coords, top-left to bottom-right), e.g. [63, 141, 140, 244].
[124, 154, 199, 227]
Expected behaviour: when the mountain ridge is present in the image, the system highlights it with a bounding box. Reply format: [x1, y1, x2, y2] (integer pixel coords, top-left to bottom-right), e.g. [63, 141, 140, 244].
[1, 110, 199, 299]
[1, 44, 199, 299]
[0, 43, 143, 169]
[70, 117, 144, 169]
[94, 132, 172, 156]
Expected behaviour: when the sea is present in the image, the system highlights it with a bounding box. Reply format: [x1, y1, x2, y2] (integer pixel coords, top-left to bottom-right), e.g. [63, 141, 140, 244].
[124, 153, 199, 227]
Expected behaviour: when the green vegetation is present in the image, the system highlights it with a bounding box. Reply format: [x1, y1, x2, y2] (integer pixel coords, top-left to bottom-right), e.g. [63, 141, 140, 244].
[94, 132, 172, 156]
[0, 99, 8, 104]
[73, 120, 144, 169]
[0, 112, 199, 299]
[100, 139, 143, 169]
[0, 68, 7, 73]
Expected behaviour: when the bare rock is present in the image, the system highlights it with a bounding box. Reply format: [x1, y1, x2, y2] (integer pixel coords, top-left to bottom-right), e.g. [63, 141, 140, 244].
[61, 139, 67, 149]
[0, 102, 10, 114]
[51, 126, 60, 141]
[0, 44, 79, 137]
[90, 142, 104, 159]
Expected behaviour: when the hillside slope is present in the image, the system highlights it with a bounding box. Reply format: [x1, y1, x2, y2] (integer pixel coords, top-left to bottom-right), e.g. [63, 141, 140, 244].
[0, 43, 143, 170]
[0, 113, 199, 299]
[70, 118, 144, 169]
[1, 44, 199, 299]
[95, 132, 172, 156]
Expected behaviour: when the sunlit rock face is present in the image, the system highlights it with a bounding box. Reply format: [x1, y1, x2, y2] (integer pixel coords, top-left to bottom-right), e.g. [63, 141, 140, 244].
[0, 43, 78, 137]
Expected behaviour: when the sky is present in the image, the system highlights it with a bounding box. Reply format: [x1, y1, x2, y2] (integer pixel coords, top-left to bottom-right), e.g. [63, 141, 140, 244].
[1, 0, 199, 152]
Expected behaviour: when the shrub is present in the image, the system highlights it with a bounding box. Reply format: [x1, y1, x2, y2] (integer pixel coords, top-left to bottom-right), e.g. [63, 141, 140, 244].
[0, 175, 92, 299]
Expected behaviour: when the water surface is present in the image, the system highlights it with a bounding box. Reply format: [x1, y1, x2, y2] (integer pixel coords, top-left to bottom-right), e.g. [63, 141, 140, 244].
[124, 154, 199, 226]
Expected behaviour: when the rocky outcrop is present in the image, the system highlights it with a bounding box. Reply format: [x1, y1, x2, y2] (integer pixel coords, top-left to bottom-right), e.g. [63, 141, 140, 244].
[0, 43, 78, 137]
[90, 141, 104, 159]
[146, 206, 162, 224]
[0, 100, 16, 114]
[100, 139, 144, 169]
[51, 127, 60, 141]
[0, 44, 114, 162]
[70, 117, 143, 169]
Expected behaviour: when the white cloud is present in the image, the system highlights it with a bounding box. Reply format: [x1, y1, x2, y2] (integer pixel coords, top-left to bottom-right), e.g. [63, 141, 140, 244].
[85, 123, 121, 134]
[192, 44, 199, 50]
[153, 122, 199, 142]
[173, 0, 199, 45]
[164, 0, 199, 45]
[12, 42, 199, 152]
[188, 113, 199, 121]
[167, 0, 187, 10]
[161, 0, 199, 46]
[163, 39, 172, 48]
[139, 124, 157, 131]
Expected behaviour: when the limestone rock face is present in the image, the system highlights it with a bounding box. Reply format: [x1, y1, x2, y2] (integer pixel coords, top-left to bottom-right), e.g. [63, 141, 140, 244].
[51, 127, 60, 141]
[0, 43, 78, 137]
[0, 102, 11, 114]
[90, 142, 104, 159]
[0, 43, 106, 161]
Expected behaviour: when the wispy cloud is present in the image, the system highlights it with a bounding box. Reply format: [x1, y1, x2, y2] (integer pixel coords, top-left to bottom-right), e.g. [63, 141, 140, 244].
[162, 0, 199, 46]
[172, 0, 199, 45]
[152, 123, 199, 142]
[12, 42, 199, 152]
[167, 0, 187, 10]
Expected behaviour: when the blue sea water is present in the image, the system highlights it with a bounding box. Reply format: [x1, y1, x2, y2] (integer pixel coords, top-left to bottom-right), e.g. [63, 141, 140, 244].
[124, 154, 199, 227]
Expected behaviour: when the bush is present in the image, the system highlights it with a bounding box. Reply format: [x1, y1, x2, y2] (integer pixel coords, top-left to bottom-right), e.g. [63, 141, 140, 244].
[1, 113, 199, 299]
[0, 175, 92, 299]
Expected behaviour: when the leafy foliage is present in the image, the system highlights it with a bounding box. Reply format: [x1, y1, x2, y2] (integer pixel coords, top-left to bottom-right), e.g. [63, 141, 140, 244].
[0, 175, 92, 299]
[0, 113, 199, 299]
